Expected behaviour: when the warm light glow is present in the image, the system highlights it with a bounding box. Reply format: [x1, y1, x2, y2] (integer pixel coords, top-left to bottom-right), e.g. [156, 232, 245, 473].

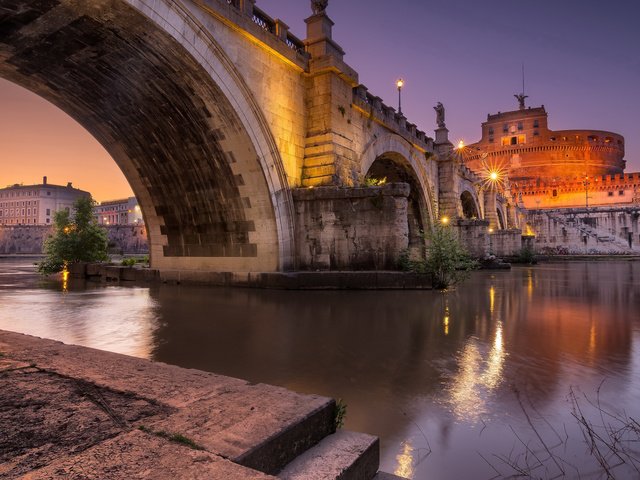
[441, 216, 449, 225]
[63, 226, 70, 234]
[396, 78, 404, 89]
[489, 171, 499, 181]
[524, 224, 535, 236]
[489, 286, 495, 314]
[394, 441, 414, 478]
[62, 265, 69, 293]
[134, 205, 141, 212]
[478, 158, 509, 191]
[457, 140, 465, 150]
[488, 227, 494, 233]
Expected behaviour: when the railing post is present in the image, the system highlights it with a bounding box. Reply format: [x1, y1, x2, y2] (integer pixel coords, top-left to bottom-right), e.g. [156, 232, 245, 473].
[274, 19, 289, 42]
[240, 0, 255, 17]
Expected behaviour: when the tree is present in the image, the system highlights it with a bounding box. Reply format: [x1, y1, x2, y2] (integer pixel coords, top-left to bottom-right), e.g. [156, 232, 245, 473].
[38, 196, 109, 275]
[424, 224, 477, 289]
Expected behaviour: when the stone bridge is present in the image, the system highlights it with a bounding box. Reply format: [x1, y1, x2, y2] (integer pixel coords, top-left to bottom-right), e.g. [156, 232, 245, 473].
[0, 0, 520, 277]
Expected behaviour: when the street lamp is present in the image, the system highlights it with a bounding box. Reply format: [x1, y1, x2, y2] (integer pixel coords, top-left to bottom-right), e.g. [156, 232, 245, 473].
[440, 216, 450, 225]
[396, 78, 404, 115]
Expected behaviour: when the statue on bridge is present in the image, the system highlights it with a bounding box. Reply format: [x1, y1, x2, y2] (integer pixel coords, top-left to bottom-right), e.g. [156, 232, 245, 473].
[311, 0, 328, 15]
[434, 102, 446, 128]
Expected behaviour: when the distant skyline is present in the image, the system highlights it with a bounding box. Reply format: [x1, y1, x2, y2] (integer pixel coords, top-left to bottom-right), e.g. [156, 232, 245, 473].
[1, 0, 638, 201]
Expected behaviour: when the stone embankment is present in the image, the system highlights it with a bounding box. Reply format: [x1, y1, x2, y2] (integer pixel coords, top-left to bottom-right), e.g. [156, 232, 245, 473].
[0, 225, 148, 255]
[0, 330, 404, 480]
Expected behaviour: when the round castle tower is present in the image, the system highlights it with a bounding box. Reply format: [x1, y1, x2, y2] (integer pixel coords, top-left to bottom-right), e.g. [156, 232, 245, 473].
[464, 100, 625, 181]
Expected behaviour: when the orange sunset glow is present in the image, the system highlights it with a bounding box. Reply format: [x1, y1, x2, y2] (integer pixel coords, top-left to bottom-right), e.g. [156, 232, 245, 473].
[0, 78, 133, 202]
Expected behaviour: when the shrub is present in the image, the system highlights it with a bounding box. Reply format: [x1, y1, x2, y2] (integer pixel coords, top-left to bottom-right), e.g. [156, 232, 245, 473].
[424, 224, 478, 289]
[38, 197, 108, 275]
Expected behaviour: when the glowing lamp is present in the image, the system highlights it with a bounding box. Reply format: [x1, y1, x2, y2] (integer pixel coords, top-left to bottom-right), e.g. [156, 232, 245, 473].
[489, 171, 499, 181]
[441, 216, 450, 225]
[457, 140, 465, 150]
[396, 79, 404, 89]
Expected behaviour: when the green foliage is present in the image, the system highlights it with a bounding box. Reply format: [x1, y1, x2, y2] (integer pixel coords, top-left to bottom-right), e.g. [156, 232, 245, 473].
[121, 258, 137, 267]
[38, 196, 108, 275]
[138, 426, 204, 450]
[517, 246, 536, 264]
[334, 399, 348, 430]
[424, 224, 477, 289]
[364, 176, 387, 187]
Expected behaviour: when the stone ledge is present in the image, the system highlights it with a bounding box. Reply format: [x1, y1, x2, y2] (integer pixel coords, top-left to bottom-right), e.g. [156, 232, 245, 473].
[292, 183, 410, 201]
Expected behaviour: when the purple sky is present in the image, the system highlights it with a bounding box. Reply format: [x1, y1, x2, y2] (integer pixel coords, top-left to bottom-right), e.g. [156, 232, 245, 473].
[1, 0, 638, 199]
[261, 0, 640, 170]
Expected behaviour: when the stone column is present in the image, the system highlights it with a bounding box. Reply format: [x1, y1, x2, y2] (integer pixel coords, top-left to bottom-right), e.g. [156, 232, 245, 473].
[301, 7, 359, 187]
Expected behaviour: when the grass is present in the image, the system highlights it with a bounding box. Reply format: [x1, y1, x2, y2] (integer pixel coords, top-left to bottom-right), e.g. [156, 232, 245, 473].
[138, 426, 205, 451]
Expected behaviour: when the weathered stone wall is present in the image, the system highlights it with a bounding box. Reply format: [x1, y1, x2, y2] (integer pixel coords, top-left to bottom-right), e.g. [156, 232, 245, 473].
[106, 226, 149, 255]
[525, 207, 640, 254]
[452, 220, 490, 258]
[0, 226, 50, 255]
[292, 184, 410, 270]
[0, 226, 148, 255]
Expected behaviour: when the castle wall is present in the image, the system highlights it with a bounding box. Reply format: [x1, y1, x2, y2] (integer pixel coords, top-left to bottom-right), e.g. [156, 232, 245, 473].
[525, 207, 640, 254]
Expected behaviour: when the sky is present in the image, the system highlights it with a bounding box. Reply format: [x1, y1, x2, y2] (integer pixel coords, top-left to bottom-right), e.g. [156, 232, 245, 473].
[1, 0, 639, 201]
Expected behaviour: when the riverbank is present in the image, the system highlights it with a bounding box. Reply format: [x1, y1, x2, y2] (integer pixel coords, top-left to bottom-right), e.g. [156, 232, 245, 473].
[0, 330, 401, 479]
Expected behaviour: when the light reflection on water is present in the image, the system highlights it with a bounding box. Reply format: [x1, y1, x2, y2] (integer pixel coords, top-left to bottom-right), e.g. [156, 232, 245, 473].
[1, 259, 639, 479]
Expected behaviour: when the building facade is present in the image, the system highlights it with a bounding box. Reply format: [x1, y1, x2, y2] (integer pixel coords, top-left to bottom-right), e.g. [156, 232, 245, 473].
[0, 176, 90, 225]
[94, 197, 143, 225]
[463, 99, 635, 210]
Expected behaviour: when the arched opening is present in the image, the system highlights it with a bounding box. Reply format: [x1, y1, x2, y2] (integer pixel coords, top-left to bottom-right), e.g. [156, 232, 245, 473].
[496, 208, 506, 230]
[460, 191, 479, 219]
[366, 153, 427, 259]
[0, 0, 292, 273]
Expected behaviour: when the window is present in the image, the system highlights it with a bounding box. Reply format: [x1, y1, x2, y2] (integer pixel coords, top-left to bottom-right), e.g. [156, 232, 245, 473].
[608, 191, 614, 197]
[517, 122, 523, 130]
[47, 191, 51, 196]
[46, 218, 50, 224]
[503, 124, 508, 133]
[488, 127, 494, 135]
[552, 189, 558, 197]
[533, 130, 539, 136]
[46, 208, 50, 215]
[533, 120, 539, 128]
[518, 134, 526, 144]
[619, 190, 624, 196]
[489, 137, 494, 143]
[511, 136, 517, 145]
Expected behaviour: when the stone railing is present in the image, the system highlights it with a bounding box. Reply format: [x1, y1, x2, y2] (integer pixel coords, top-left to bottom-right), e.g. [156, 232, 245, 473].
[225, 0, 308, 57]
[352, 85, 433, 151]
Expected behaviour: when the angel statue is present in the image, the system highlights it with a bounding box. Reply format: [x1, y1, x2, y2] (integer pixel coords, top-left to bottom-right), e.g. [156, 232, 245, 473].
[311, 0, 328, 15]
[434, 102, 446, 128]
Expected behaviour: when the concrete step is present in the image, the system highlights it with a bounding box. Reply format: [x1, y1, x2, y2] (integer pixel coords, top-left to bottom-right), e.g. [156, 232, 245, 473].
[278, 430, 379, 480]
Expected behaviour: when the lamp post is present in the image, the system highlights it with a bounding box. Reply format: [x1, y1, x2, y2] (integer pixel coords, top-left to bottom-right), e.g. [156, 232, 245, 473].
[396, 78, 404, 115]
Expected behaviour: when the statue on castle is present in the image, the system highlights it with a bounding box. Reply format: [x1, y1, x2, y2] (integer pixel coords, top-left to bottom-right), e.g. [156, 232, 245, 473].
[515, 93, 528, 110]
[434, 102, 446, 128]
[311, 0, 328, 15]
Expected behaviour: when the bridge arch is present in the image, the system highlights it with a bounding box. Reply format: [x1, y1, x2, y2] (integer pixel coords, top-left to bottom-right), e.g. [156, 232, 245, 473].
[0, 0, 295, 273]
[460, 190, 480, 219]
[360, 134, 435, 257]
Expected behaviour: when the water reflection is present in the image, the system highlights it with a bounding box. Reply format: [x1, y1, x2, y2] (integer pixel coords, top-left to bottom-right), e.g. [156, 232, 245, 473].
[1, 259, 639, 479]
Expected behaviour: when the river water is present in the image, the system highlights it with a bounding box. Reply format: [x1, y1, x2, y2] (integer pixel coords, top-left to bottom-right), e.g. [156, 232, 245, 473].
[1, 258, 639, 479]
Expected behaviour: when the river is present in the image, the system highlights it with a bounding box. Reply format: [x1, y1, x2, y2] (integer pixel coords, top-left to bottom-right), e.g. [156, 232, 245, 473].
[1, 258, 639, 479]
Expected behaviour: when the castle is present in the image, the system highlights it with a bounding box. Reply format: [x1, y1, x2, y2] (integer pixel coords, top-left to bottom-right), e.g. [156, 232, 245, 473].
[463, 97, 638, 210]
[464, 97, 639, 253]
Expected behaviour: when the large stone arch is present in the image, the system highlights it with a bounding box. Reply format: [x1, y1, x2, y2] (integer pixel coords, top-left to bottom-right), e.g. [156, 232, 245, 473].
[360, 133, 435, 226]
[0, 0, 295, 273]
[359, 134, 435, 259]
